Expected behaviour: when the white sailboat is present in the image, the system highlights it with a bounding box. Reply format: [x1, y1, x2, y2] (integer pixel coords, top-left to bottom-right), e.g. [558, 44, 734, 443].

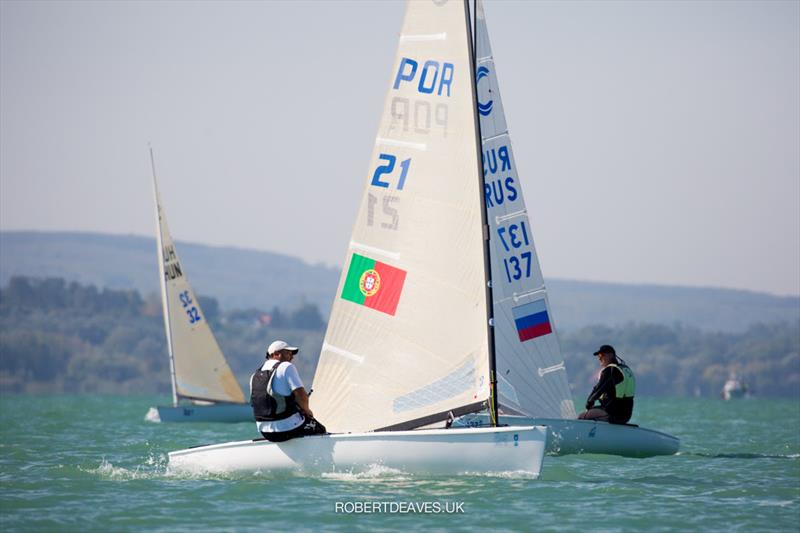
[451, 1, 679, 457]
[169, 0, 547, 476]
[721, 372, 749, 400]
[145, 150, 253, 423]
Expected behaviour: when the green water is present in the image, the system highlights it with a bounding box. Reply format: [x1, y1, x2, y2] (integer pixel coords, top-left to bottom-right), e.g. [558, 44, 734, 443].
[1, 395, 798, 532]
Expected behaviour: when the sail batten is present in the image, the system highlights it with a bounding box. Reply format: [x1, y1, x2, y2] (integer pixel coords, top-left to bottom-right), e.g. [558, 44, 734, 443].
[349, 241, 401, 260]
[399, 32, 448, 42]
[375, 138, 428, 151]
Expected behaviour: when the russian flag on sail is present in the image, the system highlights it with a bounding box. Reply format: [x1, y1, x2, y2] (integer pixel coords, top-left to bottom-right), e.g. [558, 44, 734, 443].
[512, 299, 552, 342]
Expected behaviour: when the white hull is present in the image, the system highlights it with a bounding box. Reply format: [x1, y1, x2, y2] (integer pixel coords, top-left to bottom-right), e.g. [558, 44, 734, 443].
[145, 403, 253, 423]
[455, 414, 679, 458]
[722, 379, 749, 400]
[722, 390, 747, 400]
[168, 426, 547, 476]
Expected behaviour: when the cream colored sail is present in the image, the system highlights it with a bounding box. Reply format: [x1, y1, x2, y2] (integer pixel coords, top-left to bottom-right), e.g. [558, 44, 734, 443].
[476, 0, 575, 418]
[152, 169, 245, 405]
[311, 0, 490, 433]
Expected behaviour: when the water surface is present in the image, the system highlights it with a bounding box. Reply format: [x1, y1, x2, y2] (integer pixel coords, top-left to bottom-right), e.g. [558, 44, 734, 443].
[1, 396, 797, 532]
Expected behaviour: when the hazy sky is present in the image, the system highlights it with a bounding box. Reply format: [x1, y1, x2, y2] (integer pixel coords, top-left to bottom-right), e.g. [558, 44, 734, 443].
[1, 0, 798, 296]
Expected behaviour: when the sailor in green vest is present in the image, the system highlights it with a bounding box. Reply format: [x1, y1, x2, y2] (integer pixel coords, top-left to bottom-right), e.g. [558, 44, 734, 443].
[578, 344, 636, 424]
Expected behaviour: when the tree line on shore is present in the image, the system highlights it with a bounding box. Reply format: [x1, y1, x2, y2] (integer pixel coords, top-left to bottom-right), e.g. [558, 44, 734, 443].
[1, 276, 797, 398]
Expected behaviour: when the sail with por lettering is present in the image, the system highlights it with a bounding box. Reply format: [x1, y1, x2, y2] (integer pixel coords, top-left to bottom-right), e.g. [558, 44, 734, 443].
[476, 0, 575, 418]
[311, 0, 491, 433]
[153, 177, 245, 405]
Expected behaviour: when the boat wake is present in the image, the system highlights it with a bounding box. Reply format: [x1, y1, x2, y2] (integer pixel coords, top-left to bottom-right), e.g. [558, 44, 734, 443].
[321, 464, 411, 481]
[319, 465, 539, 481]
[159, 461, 412, 481]
[86, 454, 169, 480]
[460, 470, 540, 479]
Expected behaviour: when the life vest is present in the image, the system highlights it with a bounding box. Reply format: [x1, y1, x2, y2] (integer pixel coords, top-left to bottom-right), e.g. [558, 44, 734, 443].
[250, 361, 298, 422]
[605, 363, 635, 399]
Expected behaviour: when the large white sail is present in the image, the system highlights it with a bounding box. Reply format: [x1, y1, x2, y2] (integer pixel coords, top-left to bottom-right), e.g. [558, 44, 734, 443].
[311, 0, 490, 433]
[152, 172, 245, 405]
[476, 0, 575, 418]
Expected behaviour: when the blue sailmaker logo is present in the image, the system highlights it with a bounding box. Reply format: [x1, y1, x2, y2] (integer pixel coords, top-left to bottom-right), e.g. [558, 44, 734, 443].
[476, 65, 493, 116]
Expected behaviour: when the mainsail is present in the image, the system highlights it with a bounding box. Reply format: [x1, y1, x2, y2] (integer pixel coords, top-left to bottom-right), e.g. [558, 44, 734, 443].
[311, 0, 491, 433]
[151, 158, 245, 405]
[475, 0, 575, 418]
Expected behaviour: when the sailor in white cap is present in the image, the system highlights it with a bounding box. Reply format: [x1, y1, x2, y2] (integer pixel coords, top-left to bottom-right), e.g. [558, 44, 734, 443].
[249, 340, 326, 441]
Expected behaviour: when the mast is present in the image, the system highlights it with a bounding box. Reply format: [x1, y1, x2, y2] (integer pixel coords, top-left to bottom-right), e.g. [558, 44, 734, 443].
[150, 147, 179, 407]
[465, 0, 498, 427]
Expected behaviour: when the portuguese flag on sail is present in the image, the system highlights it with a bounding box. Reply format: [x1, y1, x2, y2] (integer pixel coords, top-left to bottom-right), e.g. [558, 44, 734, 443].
[341, 253, 407, 316]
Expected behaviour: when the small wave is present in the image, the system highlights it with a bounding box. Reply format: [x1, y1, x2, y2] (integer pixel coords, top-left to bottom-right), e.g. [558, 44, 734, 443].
[627, 475, 700, 485]
[84, 454, 169, 480]
[460, 469, 539, 480]
[758, 500, 796, 508]
[86, 458, 148, 480]
[163, 467, 244, 481]
[678, 452, 799, 459]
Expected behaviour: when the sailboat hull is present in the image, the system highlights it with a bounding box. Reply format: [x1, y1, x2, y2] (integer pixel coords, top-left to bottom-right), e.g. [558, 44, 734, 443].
[145, 403, 253, 423]
[168, 426, 547, 476]
[455, 415, 679, 458]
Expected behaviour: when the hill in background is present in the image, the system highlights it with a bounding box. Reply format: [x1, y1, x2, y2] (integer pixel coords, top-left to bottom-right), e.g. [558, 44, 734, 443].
[1, 276, 797, 398]
[2, 230, 798, 332]
[0, 230, 339, 315]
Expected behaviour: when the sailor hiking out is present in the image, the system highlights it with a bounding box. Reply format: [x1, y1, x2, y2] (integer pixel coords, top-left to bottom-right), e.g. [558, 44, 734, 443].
[250, 340, 326, 442]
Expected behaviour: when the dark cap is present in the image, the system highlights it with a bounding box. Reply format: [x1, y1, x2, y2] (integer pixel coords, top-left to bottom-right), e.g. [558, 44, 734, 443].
[593, 345, 616, 356]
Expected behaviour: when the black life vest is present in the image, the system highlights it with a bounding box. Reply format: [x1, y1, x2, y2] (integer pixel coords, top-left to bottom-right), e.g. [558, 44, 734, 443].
[250, 361, 298, 422]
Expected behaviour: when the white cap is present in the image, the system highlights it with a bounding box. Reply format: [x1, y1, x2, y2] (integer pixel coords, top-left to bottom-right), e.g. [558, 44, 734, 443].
[267, 340, 299, 356]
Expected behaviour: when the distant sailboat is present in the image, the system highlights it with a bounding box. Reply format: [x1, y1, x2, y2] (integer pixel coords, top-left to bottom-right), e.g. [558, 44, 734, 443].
[169, 0, 547, 476]
[722, 373, 749, 400]
[448, 0, 679, 458]
[145, 149, 252, 423]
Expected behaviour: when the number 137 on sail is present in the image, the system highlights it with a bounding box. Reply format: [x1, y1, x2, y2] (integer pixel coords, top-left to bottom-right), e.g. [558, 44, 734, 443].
[497, 222, 533, 283]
